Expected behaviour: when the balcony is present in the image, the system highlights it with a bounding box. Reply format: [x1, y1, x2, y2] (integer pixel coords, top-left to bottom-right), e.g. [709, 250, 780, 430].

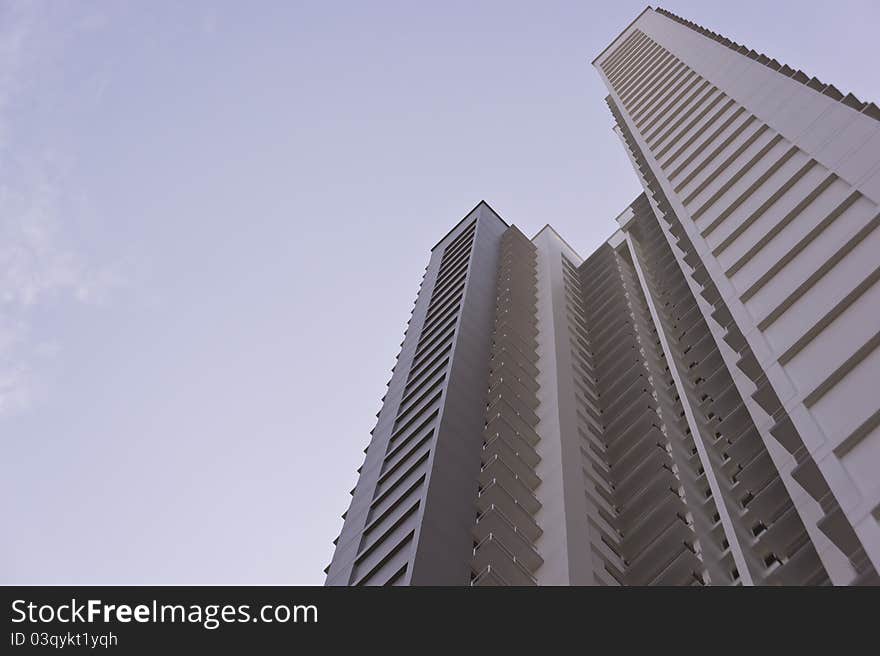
[724, 425, 763, 465]
[612, 427, 666, 475]
[617, 476, 679, 531]
[791, 456, 830, 504]
[600, 358, 646, 400]
[737, 350, 762, 381]
[742, 477, 790, 523]
[607, 417, 658, 463]
[473, 506, 543, 571]
[817, 505, 862, 560]
[491, 349, 540, 379]
[649, 547, 703, 586]
[493, 315, 538, 341]
[494, 331, 539, 364]
[488, 374, 539, 408]
[476, 481, 541, 541]
[734, 451, 775, 492]
[489, 364, 539, 395]
[479, 453, 540, 491]
[614, 448, 669, 500]
[621, 495, 688, 562]
[702, 381, 743, 418]
[753, 505, 805, 558]
[752, 379, 782, 415]
[690, 351, 725, 382]
[602, 377, 651, 420]
[624, 520, 696, 585]
[472, 534, 537, 586]
[603, 405, 657, 447]
[483, 433, 539, 469]
[769, 414, 805, 455]
[721, 321, 748, 353]
[486, 412, 540, 449]
[764, 539, 828, 586]
[486, 393, 540, 428]
[479, 475, 540, 513]
[471, 566, 508, 586]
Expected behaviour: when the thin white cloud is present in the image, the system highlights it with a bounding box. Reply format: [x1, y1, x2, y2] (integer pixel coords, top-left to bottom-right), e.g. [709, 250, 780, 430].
[0, 170, 122, 307]
[0, 2, 121, 418]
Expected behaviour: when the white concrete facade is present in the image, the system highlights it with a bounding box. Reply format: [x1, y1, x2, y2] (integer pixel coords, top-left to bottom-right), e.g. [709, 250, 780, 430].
[593, 6, 880, 583]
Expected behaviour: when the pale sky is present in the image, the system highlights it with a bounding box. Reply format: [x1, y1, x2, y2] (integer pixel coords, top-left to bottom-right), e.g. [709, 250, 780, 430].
[2, 0, 878, 584]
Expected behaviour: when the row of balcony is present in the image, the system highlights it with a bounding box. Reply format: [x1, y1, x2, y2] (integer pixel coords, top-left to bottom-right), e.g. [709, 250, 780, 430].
[470, 228, 543, 586]
[624, 146, 833, 585]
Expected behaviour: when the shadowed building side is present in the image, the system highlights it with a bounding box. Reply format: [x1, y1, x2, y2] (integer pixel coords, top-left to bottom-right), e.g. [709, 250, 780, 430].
[325, 202, 508, 585]
[594, 6, 880, 583]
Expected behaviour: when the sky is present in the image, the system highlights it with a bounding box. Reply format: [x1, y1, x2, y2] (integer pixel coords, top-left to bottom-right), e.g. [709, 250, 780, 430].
[2, 0, 878, 585]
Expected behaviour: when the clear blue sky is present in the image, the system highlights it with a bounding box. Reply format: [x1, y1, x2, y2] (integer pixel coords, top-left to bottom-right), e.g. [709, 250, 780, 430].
[2, 0, 878, 584]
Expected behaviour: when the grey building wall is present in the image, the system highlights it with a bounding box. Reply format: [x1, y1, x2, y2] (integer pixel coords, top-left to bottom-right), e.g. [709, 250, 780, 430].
[326, 201, 507, 585]
[410, 203, 508, 585]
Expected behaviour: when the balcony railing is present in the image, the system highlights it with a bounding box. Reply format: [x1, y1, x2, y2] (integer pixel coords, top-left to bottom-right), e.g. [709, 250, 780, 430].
[478, 477, 541, 515]
[479, 453, 541, 491]
[471, 565, 508, 587]
[473, 504, 543, 571]
[476, 482, 542, 542]
[472, 534, 538, 586]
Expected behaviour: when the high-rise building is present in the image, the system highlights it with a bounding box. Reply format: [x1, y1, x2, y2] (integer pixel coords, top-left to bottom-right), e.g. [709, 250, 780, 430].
[325, 6, 880, 586]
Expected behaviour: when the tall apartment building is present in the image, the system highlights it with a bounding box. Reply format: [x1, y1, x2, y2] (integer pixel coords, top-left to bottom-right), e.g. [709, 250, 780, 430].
[325, 6, 880, 586]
